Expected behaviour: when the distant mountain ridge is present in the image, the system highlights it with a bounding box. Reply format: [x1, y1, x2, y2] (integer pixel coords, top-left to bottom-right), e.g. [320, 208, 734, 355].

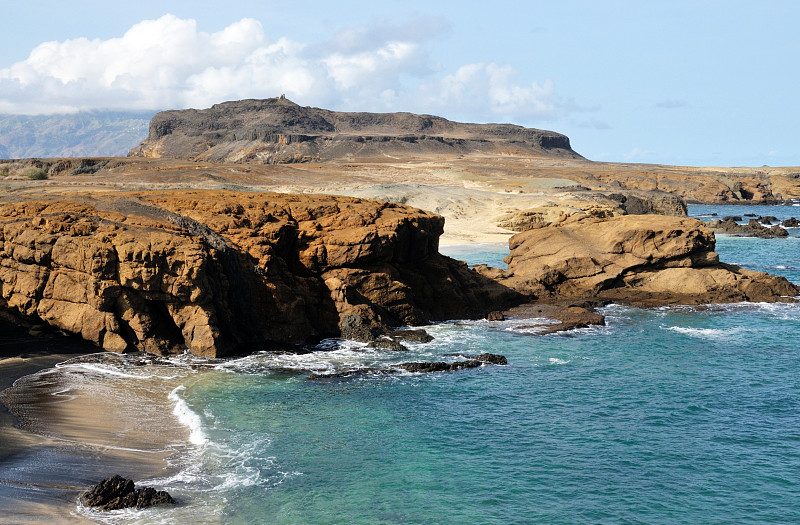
[0, 111, 155, 159]
[129, 97, 581, 163]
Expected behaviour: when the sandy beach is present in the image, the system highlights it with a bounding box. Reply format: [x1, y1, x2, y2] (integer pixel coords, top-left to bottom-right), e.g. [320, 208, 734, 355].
[0, 319, 193, 523]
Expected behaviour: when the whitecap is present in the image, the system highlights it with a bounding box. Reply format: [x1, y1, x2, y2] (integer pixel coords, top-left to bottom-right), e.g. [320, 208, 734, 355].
[168, 386, 207, 446]
[58, 362, 144, 379]
[664, 326, 744, 340]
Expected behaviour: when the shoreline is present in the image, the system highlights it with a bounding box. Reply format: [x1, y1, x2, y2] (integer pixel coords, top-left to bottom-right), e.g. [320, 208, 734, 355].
[0, 319, 191, 523]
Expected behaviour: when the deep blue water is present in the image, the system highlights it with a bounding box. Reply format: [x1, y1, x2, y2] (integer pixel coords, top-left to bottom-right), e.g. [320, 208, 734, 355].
[6, 205, 800, 524]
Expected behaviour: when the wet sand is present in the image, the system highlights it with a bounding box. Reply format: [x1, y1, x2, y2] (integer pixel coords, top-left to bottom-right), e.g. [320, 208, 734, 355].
[0, 319, 190, 523]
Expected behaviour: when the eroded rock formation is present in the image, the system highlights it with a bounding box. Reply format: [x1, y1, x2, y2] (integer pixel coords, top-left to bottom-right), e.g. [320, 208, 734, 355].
[0, 191, 519, 357]
[481, 214, 798, 305]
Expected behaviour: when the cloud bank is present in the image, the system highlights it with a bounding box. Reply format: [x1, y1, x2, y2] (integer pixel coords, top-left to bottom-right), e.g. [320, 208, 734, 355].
[0, 14, 558, 122]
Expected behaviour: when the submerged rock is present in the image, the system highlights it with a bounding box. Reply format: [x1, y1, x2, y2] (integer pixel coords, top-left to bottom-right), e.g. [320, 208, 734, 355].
[397, 360, 484, 373]
[444, 352, 509, 365]
[504, 303, 606, 335]
[308, 353, 508, 379]
[80, 475, 175, 511]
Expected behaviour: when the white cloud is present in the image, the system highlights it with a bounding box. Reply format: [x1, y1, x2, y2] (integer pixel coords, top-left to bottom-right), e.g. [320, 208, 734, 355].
[324, 41, 421, 90]
[0, 14, 562, 124]
[421, 63, 557, 122]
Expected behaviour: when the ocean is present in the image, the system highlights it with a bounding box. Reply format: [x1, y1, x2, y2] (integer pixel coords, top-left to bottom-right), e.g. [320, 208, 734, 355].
[3, 204, 800, 524]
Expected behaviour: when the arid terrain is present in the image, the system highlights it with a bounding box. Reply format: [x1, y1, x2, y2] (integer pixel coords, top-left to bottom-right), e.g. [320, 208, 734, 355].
[2, 97, 799, 245]
[1, 98, 798, 356]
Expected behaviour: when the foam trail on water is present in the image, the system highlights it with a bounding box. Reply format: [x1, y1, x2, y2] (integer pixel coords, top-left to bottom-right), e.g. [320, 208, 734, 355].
[169, 385, 207, 446]
[665, 326, 744, 340]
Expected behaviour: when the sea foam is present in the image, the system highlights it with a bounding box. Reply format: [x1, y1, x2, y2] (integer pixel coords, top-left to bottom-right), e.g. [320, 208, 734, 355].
[168, 386, 207, 446]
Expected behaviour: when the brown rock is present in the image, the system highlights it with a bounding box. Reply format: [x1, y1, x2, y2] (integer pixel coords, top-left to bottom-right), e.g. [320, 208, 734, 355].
[0, 191, 520, 357]
[490, 214, 798, 305]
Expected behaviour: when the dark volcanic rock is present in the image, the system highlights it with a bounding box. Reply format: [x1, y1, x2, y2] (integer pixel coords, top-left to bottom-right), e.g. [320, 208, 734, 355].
[445, 352, 509, 365]
[367, 338, 408, 352]
[80, 475, 175, 511]
[397, 360, 484, 373]
[708, 218, 789, 238]
[784, 217, 800, 227]
[308, 353, 507, 379]
[473, 353, 509, 365]
[129, 97, 581, 163]
[388, 329, 434, 343]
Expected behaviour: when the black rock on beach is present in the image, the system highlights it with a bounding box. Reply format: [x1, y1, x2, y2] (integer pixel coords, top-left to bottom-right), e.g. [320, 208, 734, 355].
[80, 475, 175, 511]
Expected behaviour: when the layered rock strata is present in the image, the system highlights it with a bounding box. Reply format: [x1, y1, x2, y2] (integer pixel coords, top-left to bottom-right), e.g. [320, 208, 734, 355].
[0, 191, 519, 357]
[481, 214, 798, 305]
[128, 97, 580, 163]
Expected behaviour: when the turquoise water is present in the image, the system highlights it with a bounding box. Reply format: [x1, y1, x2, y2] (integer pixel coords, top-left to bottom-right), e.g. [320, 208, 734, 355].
[7, 205, 800, 524]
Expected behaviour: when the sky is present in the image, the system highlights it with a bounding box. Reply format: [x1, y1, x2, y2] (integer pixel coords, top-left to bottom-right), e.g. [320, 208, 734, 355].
[1, 0, 798, 167]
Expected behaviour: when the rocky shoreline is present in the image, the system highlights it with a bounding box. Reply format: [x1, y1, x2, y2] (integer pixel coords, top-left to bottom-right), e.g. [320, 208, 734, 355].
[1, 190, 797, 358]
[1, 98, 799, 356]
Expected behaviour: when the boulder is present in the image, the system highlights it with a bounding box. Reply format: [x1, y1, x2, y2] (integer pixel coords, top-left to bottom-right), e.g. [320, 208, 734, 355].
[80, 475, 175, 511]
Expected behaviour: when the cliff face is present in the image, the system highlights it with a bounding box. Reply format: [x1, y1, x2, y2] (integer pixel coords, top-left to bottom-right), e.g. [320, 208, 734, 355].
[0, 192, 519, 357]
[128, 97, 581, 163]
[483, 214, 798, 305]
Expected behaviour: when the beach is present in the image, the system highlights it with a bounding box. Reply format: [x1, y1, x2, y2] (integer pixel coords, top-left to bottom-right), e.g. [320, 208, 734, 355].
[0, 319, 192, 524]
[1, 204, 799, 524]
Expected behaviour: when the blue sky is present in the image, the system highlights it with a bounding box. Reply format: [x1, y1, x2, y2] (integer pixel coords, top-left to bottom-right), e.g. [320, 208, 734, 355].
[1, 0, 798, 167]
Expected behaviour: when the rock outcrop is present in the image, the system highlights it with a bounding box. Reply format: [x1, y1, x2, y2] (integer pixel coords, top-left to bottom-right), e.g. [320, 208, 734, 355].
[80, 475, 175, 511]
[0, 191, 520, 357]
[707, 217, 789, 238]
[128, 97, 581, 163]
[307, 353, 508, 379]
[482, 214, 798, 305]
[496, 190, 687, 232]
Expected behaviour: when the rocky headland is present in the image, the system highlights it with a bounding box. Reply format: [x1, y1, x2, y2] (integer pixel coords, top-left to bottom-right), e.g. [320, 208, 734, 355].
[0, 191, 519, 357]
[1, 98, 799, 357]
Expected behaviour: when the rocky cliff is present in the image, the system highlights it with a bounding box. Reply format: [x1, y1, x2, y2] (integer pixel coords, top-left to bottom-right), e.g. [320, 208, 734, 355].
[128, 97, 581, 163]
[481, 214, 798, 305]
[0, 191, 519, 357]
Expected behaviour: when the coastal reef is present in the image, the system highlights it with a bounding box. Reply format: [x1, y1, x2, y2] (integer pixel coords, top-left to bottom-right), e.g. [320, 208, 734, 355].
[483, 214, 798, 305]
[0, 191, 518, 357]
